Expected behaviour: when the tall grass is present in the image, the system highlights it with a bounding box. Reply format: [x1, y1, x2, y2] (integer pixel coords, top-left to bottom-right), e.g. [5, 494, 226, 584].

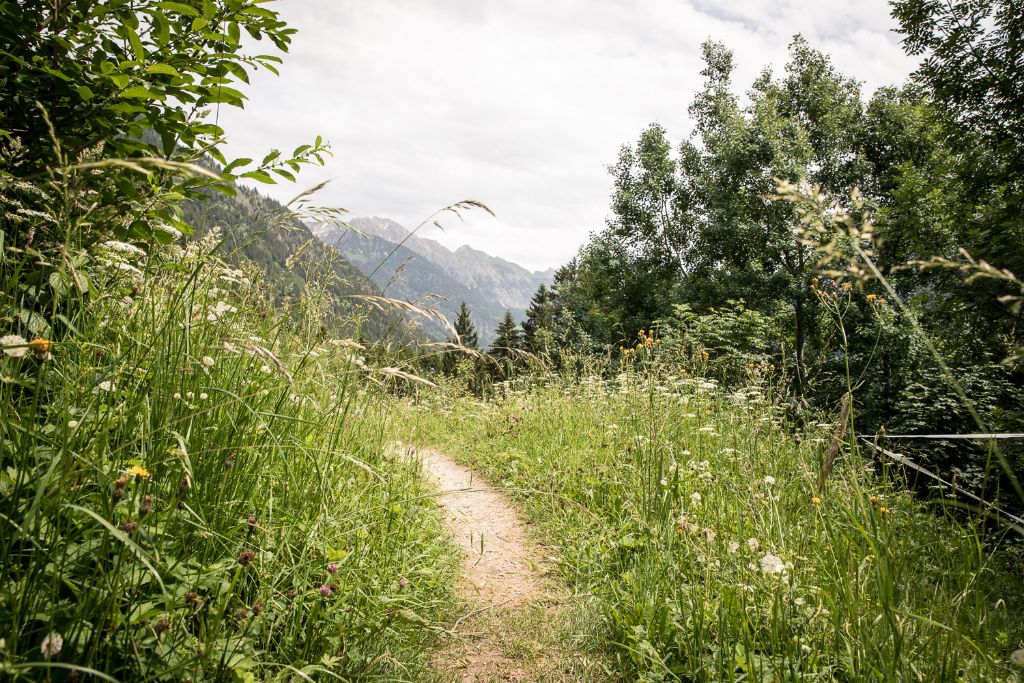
[0, 231, 458, 681]
[402, 348, 1024, 681]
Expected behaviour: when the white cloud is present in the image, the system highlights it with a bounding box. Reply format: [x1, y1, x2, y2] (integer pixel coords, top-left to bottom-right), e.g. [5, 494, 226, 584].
[217, 0, 917, 271]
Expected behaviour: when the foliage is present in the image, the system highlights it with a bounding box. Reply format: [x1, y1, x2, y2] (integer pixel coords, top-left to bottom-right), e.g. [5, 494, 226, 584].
[404, 357, 1024, 681]
[0, 234, 458, 681]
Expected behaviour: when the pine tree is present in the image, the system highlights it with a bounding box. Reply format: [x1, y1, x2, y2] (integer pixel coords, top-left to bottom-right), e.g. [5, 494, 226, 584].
[490, 311, 523, 360]
[522, 284, 557, 351]
[453, 301, 479, 349]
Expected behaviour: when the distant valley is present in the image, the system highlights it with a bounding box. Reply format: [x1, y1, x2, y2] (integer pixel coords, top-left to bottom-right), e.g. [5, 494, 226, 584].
[311, 217, 555, 343]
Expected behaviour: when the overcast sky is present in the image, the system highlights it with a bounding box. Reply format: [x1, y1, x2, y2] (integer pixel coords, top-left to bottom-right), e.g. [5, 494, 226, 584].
[219, 1, 918, 271]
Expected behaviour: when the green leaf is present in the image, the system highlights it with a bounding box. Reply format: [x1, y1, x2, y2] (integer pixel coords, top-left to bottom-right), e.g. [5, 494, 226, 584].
[146, 64, 180, 77]
[156, 1, 200, 16]
[121, 85, 160, 100]
[76, 85, 94, 101]
[241, 170, 275, 184]
[126, 27, 145, 61]
[223, 157, 252, 173]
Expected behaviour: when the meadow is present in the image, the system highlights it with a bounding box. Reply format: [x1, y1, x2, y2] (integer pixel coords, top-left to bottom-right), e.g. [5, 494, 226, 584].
[402, 348, 1024, 681]
[0, 233, 459, 681]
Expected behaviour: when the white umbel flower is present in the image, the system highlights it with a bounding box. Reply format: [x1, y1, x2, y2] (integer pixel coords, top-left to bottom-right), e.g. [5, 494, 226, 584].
[760, 552, 785, 575]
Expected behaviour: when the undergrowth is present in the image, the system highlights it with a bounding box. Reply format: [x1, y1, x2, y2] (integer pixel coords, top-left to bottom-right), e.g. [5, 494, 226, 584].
[0, 233, 458, 681]
[402, 350, 1024, 682]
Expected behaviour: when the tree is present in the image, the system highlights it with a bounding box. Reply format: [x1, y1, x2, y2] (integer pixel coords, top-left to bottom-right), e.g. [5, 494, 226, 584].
[522, 285, 557, 351]
[0, 0, 327, 250]
[490, 311, 523, 361]
[453, 301, 479, 349]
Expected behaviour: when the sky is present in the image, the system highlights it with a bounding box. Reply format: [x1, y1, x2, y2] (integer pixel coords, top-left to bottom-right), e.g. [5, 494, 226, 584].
[219, 1, 919, 271]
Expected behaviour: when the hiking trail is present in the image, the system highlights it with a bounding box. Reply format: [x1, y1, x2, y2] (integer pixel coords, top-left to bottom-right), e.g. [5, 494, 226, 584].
[404, 445, 600, 682]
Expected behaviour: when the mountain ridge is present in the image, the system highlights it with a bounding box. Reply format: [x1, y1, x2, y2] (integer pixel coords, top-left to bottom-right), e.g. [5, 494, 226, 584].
[310, 216, 554, 343]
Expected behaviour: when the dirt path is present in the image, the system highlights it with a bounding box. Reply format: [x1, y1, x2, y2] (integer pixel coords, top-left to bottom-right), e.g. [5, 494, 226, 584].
[404, 445, 593, 682]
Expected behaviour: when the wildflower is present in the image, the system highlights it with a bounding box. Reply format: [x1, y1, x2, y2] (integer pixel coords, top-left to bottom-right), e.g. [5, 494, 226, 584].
[801, 644, 812, 655]
[319, 584, 333, 597]
[201, 356, 215, 368]
[747, 538, 760, 552]
[67, 420, 79, 429]
[247, 515, 257, 527]
[1, 334, 28, 358]
[29, 337, 53, 359]
[690, 492, 702, 505]
[728, 541, 740, 553]
[760, 552, 785, 575]
[40, 631, 63, 658]
[98, 380, 115, 392]
[237, 549, 255, 566]
[186, 391, 194, 399]
[866, 293, 878, 302]
[398, 578, 409, 588]
[115, 475, 129, 489]
[252, 602, 264, 616]
[763, 475, 777, 486]
[139, 495, 154, 518]
[121, 521, 138, 535]
[703, 527, 717, 543]
[233, 607, 249, 622]
[261, 364, 272, 374]
[173, 392, 182, 400]
[199, 392, 208, 401]
[879, 506, 889, 515]
[126, 465, 150, 478]
[870, 495, 878, 506]
[326, 562, 338, 575]
[812, 496, 822, 506]
[794, 597, 806, 606]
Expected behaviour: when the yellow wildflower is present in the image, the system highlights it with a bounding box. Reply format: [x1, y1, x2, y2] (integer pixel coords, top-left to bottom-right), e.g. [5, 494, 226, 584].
[812, 496, 822, 506]
[866, 294, 878, 302]
[126, 465, 151, 478]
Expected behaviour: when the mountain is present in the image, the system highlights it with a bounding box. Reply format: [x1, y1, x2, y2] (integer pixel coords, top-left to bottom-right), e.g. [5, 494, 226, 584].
[180, 186, 407, 341]
[310, 217, 555, 343]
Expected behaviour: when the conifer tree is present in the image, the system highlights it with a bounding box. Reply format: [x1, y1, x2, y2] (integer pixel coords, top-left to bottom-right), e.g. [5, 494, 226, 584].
[490, 311, 523, 360]
[522, 284, 557, 351]
[453, 301, 479, 349]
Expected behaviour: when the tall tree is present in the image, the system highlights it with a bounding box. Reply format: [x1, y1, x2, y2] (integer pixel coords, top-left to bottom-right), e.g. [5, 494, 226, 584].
[490, 311, 523, 360]
[453, 301, 479, 349]
[522, 285, 557, 351]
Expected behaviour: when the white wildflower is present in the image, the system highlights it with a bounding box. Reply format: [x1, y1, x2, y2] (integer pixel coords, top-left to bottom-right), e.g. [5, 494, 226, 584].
[173, 392, 182, 400]
[690, 492, 702, 505]
[67, 420, 79, 429]
[199, 392, 208, 401]
[98, 380, 114, 392]
[703, 527, 717, 543]
[763, 475, 777, 486]
[747, 538, 760, 552]
[260, 364, 271, 374]
[728, 541, 740, 553]
[186, 391, 194, 399]
[760, 552, 785, 575]
[40, 631, 63, 658]
[201, 356, 215, 367]
[1, 334, 28, 358]
[101, 240, 146, 256]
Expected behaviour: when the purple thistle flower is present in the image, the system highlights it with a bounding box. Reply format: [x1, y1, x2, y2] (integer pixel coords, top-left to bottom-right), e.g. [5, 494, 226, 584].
[319, 584, 332, 597]
[326, 562, 338, 575]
